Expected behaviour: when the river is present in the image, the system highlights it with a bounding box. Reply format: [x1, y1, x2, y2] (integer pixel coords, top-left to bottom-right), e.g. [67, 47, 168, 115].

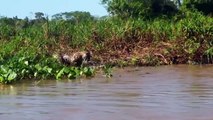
[0, 65, 213, 120]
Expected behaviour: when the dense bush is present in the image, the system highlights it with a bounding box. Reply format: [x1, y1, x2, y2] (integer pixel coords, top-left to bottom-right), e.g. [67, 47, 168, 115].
[101, 0, 178, 19]
[183, 0, 213, 15]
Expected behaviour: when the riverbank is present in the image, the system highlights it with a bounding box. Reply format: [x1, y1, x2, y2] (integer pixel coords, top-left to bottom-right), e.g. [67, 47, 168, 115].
[0, 11, 212, 84]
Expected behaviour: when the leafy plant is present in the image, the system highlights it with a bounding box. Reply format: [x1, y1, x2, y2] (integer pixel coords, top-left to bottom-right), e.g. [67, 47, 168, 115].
[102, 64, 113, 78]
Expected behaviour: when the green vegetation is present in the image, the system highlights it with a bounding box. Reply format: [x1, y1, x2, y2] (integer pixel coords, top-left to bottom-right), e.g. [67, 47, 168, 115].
[183, 0, 213, 15]
[0, 55, 96, 84]
[0, 0, 213, 84]
[101, 0, 178, 19]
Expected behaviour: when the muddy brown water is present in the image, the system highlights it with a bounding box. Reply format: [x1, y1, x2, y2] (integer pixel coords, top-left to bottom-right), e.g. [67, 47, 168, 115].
[0, 65, 213, 120]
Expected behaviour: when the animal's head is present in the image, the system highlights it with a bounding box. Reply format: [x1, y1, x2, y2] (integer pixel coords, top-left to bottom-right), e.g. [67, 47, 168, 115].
[60, 54, 71, 65]
[84, 50, 92, 61]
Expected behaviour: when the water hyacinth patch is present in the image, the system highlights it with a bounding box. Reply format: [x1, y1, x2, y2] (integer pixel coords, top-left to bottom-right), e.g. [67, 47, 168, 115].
[0, 55, 96, 84]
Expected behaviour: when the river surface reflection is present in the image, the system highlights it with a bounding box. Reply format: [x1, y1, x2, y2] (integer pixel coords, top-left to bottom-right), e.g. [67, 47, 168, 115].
[0, 65, 213, 120]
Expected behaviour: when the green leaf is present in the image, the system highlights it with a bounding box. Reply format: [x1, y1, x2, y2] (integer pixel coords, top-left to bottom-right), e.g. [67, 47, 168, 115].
[0, 76, 4, 82]
[47, 67, 52, 73]
[0, 65, 8, 74]
[43, 66, 52, 73]
[83, 67, 89, 73]
[56, 68, 64, 80]
[24, 61, 29, 66]
[68, 73, 76, 79]
[84, 67, 94, 77]
[8, 71, 17, 81]
[63, 67, 70, 74]
[35, 64, 42, 71]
